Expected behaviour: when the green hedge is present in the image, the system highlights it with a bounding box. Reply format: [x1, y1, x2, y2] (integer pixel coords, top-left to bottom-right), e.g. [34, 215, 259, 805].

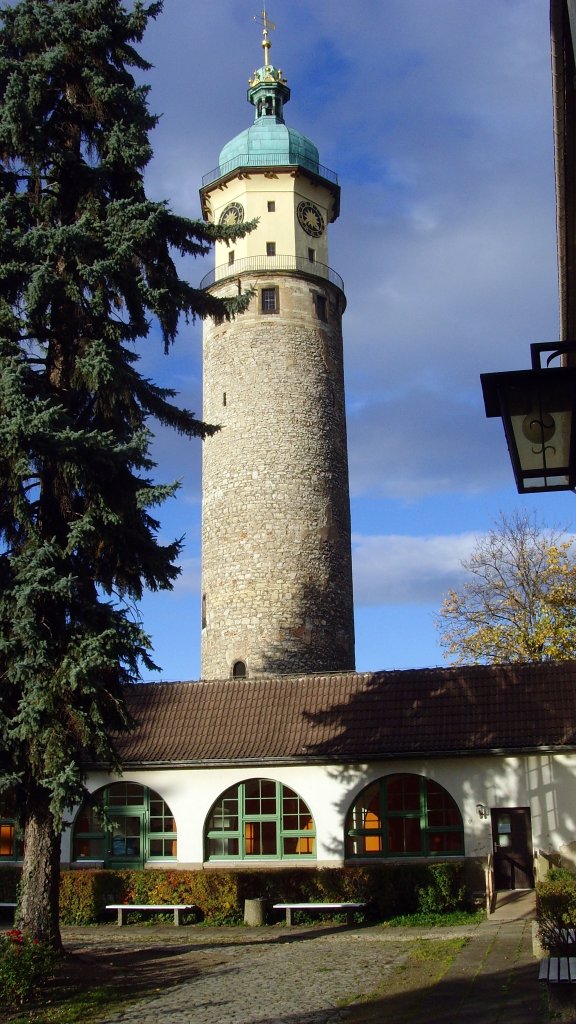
[0, 862, 468, 925]
[536, 867, 576, 952]
[58, 862, 466, 925]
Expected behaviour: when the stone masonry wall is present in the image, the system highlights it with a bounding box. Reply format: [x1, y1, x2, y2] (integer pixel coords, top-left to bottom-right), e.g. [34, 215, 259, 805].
[201, 272, 355, 678]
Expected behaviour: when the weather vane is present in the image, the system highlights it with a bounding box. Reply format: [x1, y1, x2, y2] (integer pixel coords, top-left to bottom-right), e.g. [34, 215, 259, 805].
[254, 7, 276, 66]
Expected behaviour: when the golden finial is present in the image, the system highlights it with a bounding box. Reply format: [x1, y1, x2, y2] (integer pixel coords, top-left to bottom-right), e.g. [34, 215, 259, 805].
[253, 7, 276, 67]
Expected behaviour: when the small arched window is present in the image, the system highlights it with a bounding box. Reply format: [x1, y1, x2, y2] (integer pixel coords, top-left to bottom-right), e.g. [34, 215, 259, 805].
[205, 779, 315, 860]
[345, 774, 464, 859]
[232, 660, 247, 678]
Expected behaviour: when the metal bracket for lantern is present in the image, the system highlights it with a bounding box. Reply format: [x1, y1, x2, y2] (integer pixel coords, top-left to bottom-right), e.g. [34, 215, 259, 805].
[480, 342, 576, 493]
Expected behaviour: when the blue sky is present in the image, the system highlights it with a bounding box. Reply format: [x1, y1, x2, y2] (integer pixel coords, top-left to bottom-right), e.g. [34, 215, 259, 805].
[133, 0, 576, 681]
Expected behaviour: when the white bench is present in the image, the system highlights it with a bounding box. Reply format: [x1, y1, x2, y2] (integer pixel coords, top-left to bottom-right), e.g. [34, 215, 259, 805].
[273, 901, 366, 926]
[106, 903, 196, 927]
[538, 956, 576, 983]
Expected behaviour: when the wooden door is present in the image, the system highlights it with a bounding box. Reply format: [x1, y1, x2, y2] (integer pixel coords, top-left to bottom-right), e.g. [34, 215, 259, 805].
[491, 807, 534, 890]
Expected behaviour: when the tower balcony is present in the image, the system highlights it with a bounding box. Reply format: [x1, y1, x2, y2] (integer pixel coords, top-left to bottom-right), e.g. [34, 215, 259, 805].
[199, 254, 344, 293]
[202, 154, 338, 189]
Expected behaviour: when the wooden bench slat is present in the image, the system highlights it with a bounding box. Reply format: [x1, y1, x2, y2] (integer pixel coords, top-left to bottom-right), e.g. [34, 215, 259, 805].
[549, 958, 560, 983]
[538, 957, 576, 984]
[539, 960, 550, 982]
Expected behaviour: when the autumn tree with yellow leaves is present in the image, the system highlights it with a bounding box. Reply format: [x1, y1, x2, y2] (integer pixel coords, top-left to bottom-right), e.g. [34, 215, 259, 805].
[437, 511, 576, 664]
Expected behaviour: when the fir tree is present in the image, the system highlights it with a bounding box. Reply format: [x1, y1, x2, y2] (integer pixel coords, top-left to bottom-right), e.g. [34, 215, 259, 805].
[0, 0, 251, 947]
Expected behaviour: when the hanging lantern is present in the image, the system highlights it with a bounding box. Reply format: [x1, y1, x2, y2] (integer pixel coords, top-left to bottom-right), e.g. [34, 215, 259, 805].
[480, 344, 576, 493]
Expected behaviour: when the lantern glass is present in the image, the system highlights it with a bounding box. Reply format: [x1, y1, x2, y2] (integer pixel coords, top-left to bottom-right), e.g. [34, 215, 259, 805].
[503, 379, 574, 491]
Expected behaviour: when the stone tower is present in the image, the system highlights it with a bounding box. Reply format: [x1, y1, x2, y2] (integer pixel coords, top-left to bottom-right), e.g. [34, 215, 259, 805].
[199, 21, 355, 679]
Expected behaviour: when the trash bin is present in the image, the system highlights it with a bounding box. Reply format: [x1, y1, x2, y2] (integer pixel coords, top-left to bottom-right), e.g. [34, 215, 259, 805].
[244, 898, 267, 926]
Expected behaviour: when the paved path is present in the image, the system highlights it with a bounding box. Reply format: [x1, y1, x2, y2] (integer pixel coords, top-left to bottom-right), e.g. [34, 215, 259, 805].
[63, 913, 548, 1024]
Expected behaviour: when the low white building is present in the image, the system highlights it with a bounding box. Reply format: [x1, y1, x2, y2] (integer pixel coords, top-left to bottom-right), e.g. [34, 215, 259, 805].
[38, 661, 575, 901]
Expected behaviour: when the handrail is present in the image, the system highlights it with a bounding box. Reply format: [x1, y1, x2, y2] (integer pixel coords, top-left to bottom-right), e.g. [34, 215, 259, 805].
[199, 254, 344, 292]
[202, 153, 338, 188]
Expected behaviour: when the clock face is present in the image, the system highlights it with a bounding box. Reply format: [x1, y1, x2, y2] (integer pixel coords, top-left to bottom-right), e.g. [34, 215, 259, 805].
[219, 202, 244, 227]
[297, 201, 325, 238]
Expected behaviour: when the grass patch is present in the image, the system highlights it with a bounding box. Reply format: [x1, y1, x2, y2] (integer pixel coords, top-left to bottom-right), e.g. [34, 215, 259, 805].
[339, 937, 469, 1020]
[410, 937, 468, 965]
[1, 985, 126, 1024]
[382, 910, 483, 928]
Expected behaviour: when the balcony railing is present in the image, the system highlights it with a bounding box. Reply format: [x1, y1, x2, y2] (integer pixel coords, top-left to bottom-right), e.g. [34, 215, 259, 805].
[202, 153, 338, 188]
[199, 254, 344, 292]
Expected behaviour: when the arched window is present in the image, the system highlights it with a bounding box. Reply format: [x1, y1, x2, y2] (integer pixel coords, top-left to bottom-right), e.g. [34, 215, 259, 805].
[205, 779, 315, 860]
[232, 660, 246, 677]
[73, 782, 177, 868]
[345, 774, 464, 859]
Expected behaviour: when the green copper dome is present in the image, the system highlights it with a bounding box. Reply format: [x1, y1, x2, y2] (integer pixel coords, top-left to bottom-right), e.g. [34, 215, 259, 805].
[218, 62, 320, 177]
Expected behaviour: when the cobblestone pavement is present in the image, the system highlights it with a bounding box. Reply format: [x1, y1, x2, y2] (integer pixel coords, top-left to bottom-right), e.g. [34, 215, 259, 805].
[62, 922, 499, 1024]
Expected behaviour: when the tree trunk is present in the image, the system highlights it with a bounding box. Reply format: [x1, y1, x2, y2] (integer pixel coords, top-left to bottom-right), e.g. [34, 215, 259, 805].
[16, 789, 62, 950]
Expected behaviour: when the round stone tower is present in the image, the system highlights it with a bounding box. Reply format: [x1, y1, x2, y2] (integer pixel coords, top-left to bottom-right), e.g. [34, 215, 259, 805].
[199, 23, 355, 679]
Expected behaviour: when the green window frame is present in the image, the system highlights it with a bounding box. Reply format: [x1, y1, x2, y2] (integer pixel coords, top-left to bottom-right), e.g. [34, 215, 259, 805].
[73, 782, 177, 867]
[205, 779, 316, 861]
[345, 774, 464, 859]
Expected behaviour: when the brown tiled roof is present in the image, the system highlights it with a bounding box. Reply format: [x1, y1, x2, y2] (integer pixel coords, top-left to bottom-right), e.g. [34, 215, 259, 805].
[95, 660, 576, 768]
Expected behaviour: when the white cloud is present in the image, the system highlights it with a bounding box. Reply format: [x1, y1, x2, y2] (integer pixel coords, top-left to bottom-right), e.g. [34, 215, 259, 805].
[352, 532, 480, 607]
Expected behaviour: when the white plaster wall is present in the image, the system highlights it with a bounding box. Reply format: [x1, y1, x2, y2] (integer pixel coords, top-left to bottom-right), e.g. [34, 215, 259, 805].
[204, 172, 335, 267]
[60, 753, 576, 869]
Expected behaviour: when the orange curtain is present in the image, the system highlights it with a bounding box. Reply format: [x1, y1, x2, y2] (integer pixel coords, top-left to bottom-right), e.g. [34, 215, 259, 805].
[0, 824, 14, 857]
[364, 810, 382, 852]
[245, 822, 256, 854]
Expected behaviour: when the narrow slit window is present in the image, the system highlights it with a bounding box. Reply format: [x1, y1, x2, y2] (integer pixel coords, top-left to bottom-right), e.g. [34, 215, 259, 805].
[228, 250, 235, 265]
